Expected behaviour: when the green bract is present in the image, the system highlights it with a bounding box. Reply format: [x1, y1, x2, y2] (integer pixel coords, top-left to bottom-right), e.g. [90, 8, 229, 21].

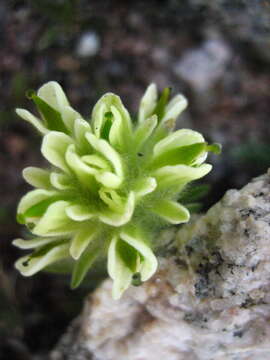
[14, 82, 220, 299]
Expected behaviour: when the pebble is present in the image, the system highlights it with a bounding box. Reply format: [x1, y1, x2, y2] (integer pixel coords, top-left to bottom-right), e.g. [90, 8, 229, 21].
[76, 31, 100, 58]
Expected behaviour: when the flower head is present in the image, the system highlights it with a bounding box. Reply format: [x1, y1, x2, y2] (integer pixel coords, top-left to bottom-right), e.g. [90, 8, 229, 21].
[14, 82, 220, 299]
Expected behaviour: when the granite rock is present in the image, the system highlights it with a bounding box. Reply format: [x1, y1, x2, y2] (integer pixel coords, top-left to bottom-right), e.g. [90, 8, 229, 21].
[51, 171, 270, 360]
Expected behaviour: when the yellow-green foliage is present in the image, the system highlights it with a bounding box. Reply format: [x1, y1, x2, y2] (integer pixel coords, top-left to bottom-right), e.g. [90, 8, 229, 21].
[14, 82, 219, 299]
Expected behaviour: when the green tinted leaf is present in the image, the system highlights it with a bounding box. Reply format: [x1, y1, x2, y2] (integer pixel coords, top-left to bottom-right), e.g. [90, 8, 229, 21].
[117, 240, 138, 273]
[100, 112, 113, 140]
[31, 93, 69, 133]
[31, 239, 67, 258]
[15, 243, 69, 276]
[152, 200, 190, 224]
[185, 202, 203, 213]
[24, 196, 63, 218]
[154, 87, 171, 121]
[45, 258, 75, 274]
[16, 213, 25, 225]
[179, 184, 210, 203]
[150, 142, 206, 169]
[71, 246, 100, 289]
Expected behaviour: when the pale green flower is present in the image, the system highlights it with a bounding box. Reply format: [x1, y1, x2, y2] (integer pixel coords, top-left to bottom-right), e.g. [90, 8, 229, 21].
[14, 81, 220, 299]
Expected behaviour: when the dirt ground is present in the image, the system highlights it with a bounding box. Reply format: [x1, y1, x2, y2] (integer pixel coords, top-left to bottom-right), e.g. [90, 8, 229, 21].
[0, 0, 270, 358]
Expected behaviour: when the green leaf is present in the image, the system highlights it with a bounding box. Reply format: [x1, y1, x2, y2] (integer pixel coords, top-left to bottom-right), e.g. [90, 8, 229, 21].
[100, 111, 113, 140]
[32, 200, 77, 236]
[45, 258, 75, 274]
[185, 202, 203, 213]
[65, 144, 97, 189]
[162, 94, 188, 123]
[17, 189, 59, 221]
[152, 200, 190, 224]
[134, 115, 158, 150]
[15, 242, 69, 276]
[138, 83, 158, 123]
[91, 93, 132, 151]
[133, 177, 157, 198]
[117, 239, 138, 273]
[23, 167, 51, 189]
[31, 93, 69, 133]
[85, 133, 124, 180]
[178, 184, 210, 203]
[70, 226, 97, 260]
[24, 196, 63, 218]
[41, 131, 73, 172]
[15, 108, 48, 135]
[120, 229, 158, 281]
[154, 129, 205, 157]
[107, 236, 133, 299]
[13, 236, 61, 249]
[154, 87, 171, 121]
[154, 164, 212, 192]
[150, 142, 206, 169]
[71, 246, 100, 288]
[99, 191, 135, 227]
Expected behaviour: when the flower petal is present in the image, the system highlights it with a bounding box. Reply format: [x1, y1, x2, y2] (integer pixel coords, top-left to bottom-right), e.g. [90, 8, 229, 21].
[65, 144, 97, 188]
[154, 129, 205, 157]
[62, 106, 83, 133]
[133, 177, 157, 198]
[138, 83, 158, 123]
[32, 200, 77, 236]
[108, 236, 133, 299]
[120, 229, 158, 281]
[133, 115, 158, 151]
[23, 167, 51, 189]
[13, 237, 59, 249]
[16, 108, 48, 135]
[161, 94, 188, 123]
[82, 154, 110, 170]
[17, 189, 58, 220]
[73, 118, 92, 151]
[37, 81, 69, 112]
[99, 188, 124, 212]
[150, 142, 207, 169]
[85, 133, 123, 179]
[99, 192, 135, 226]
[92, 93, 132, 147]
[71, 245, 100, 288]
[50, 172, 73, 190]
[66, 204, 94, 221]
[70, 226, 98, 260]
[95, 171, 122, 189]
[109, 104, 132, 149]
[41, 131, 73, 172]
[152, 200, 190, 224]
[15, 243, 69, 276]
[154, 164, 212, 191]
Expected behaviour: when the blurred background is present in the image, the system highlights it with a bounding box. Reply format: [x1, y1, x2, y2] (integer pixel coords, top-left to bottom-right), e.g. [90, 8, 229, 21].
[0, 0, 270, 358]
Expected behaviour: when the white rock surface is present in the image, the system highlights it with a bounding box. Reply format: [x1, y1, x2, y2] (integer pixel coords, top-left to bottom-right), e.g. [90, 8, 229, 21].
[51, 171, 270, 360]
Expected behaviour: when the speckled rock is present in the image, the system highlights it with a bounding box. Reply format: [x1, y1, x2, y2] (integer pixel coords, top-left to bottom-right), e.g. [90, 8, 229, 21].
[51, 171, 270, 360]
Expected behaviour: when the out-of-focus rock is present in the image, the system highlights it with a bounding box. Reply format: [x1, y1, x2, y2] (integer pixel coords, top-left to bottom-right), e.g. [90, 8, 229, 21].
[76, 31, 100, 58]
[190, 0, 270, 62]
[174, 36, 231, 92]
[50, 171, 270, 360]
